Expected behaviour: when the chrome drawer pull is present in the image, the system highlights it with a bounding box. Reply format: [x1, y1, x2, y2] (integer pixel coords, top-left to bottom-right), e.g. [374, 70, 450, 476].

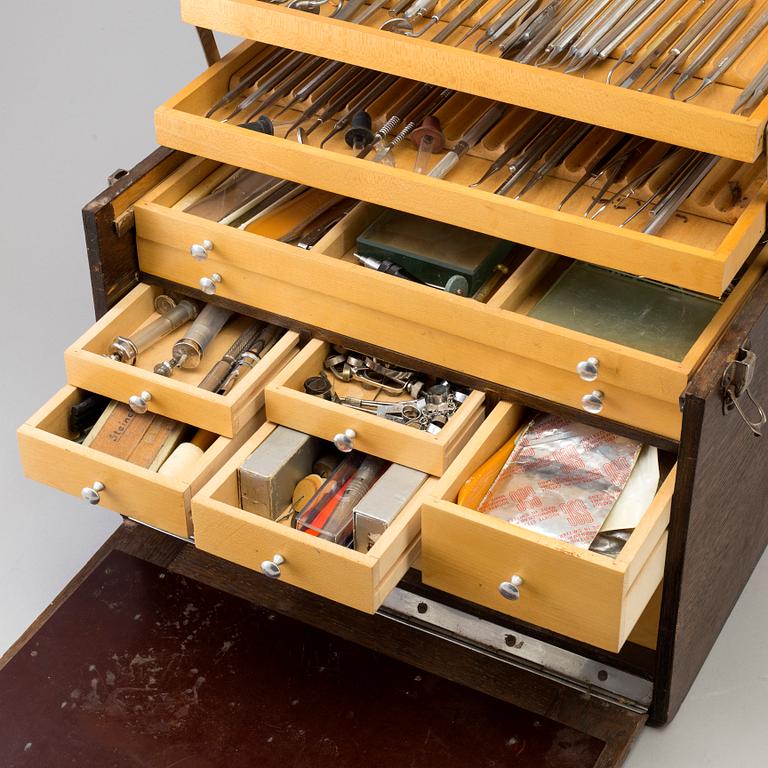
[190, 240, 214, 261]
[81, 481, 105, 505]
[199, 273, 222, 295]
[261, 554, 285, 579]
[581, 390, 605, 414]
[499, 575, 524, 601]
[128, 391, 152, 414]
[576, 356, 600, 382]
[333, 428, 357, 452]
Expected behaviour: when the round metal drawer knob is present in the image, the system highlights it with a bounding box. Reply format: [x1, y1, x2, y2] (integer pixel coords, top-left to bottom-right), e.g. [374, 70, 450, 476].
[333, 428, 357, 453]
[128, 391, 152, 414]
[576, 356, 600, 382]
[581, 389, 605, 415]
[199, 273, 222, 295]
[81, 481, 105, 505]
[499, 575, 524, 601]
[261, 554, 285, 579]
[190, 239, 214, 261]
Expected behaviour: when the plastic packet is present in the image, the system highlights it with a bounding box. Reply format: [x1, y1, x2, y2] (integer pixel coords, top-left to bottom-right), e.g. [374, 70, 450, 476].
[477, 414, 642, 548]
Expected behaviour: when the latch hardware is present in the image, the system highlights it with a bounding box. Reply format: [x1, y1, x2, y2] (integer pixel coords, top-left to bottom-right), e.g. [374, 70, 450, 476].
[722, 342, 766, 437]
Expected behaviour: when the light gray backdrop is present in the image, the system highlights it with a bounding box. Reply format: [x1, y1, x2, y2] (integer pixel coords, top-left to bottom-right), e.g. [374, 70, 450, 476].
[0, 2, 765, 765]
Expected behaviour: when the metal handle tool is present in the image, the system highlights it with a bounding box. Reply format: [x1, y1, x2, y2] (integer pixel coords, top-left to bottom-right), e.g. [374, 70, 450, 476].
[218, 324, 283, 395]
[606, 0, 689, 83]
[732, 60, 768, 113]
[684, 9, 768, 102]
[456, 0, 517, 46]
[198, 321, 264, 392]
[474, 0, 538, 52]
[670, 3, 753, 100]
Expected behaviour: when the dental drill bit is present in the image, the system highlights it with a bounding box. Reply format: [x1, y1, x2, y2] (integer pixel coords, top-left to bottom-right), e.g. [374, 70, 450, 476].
[684, 9, 768, 102]
[670, 3, 753, 100]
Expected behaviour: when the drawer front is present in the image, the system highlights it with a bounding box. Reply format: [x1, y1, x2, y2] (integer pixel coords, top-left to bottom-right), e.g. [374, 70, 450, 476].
[192, 421, 435, 612]
[64, 283, 299, 437]
[419, 402, 675, 652]
[155, 41, 768, 297]
[264, 339, 487, 476]
[138, 237, 686, 439]
[180, 0, 768, 163]
[17, 386, 261, 538]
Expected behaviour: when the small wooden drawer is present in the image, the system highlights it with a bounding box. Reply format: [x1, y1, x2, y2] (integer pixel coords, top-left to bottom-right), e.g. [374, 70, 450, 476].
[135, 156, 768, 441]
[17, 386, 263, 538]
[264, 338, 486, 475]
[180, 0, 768, 163]
[420, 402, 675, 652]
[64, 282, 299, 437]
[154, 41, 768, 297]
[192, 420, 437, 611]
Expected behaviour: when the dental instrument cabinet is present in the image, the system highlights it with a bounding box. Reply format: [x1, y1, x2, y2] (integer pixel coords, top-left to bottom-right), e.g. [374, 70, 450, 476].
[16, 3, 768, 765]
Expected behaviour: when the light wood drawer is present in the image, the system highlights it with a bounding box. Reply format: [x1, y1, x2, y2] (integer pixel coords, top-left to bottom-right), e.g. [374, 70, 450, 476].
[420, 402, 675, 653]
[64, 282, 299, 437]
[264, 338, 486, 475]
[192, 420, 438, 611]
[135, 156, 768, 441]
[180, 0, 768, 163]
[17, 386, 263, 538]
[154, 41, 768, 297]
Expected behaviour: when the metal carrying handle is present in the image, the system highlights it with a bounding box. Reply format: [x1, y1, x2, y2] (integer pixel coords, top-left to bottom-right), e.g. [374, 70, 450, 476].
[722, 345, 766, 437]
[261, 554, 286, 579]
[499, 574, 524, 601]
[81, 481, 105, 505]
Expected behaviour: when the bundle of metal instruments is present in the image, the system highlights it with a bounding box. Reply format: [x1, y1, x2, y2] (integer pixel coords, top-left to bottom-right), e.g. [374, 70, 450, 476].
[258, 0, 768, 109]
[106, 294, 284, 408]
[303, 348, 468, 432]
[207, 46, 763, 237]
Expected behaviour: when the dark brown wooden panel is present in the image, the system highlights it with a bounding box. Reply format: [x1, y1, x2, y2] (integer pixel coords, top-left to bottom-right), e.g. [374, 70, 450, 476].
[0, 523, 644, 768]
[651, 269, 768, 724]
[82, 148, 188, 317]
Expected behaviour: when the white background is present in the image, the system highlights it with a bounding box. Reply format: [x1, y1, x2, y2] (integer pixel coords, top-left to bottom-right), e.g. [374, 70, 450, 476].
[0, 2, 765, 765]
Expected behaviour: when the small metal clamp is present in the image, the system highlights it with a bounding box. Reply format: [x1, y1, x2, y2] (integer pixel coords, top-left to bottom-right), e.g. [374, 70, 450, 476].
[722, 342, 766, 437]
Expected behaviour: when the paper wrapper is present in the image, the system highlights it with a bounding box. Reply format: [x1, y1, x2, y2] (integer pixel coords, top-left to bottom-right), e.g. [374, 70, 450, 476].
[478, 414, 642, 548]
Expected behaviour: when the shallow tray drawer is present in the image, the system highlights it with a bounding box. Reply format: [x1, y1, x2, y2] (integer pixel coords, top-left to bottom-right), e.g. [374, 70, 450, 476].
[64, 282, 299, 437]
[155, 41, 768, 297]
[264, 338, 486, 475]
[420, 402, 675, 652]
[17, 386, 263, 537]
[192, 420, 437, 611]
[181, 0, 768, 163]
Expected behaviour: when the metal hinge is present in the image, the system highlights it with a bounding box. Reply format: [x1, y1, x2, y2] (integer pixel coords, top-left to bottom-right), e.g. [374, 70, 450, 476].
[379, 588, 653, 713]
[722, 341, 766, 436]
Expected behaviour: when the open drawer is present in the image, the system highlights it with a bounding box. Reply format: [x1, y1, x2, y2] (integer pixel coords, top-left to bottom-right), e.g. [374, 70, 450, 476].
[192, 420, 438, 611]
[264, 338, 486, 475]
[64, 282, 299, 437]
[154, 41, 768, 297]
[181, 0, 768, 163]
[420, 401, 675, 653]
[17, 386, 263, 537]
[135, 155, 768, 440]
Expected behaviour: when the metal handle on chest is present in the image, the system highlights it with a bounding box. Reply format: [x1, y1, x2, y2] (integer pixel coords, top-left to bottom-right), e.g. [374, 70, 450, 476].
[199, 273, 222, 295]
[81, 481, 105, 505]
[191, 240, 214, 261]
[499, 575, 524, 601]
[261, 554, 286, 579]
[128, 391, 152, 414]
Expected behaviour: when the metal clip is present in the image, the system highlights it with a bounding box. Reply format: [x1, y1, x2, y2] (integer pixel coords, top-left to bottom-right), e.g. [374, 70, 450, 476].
[722, 343, 766, 437]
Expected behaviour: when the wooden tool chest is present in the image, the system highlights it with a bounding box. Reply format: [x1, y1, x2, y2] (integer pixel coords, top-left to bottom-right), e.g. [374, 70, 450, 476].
[16, 3, 768, 765]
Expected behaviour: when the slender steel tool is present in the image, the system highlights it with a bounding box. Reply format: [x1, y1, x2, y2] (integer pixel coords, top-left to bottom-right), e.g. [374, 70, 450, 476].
[732, 60, 768, 113]
[198, 321, 264, 392]
[456, 0, 516, 46]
